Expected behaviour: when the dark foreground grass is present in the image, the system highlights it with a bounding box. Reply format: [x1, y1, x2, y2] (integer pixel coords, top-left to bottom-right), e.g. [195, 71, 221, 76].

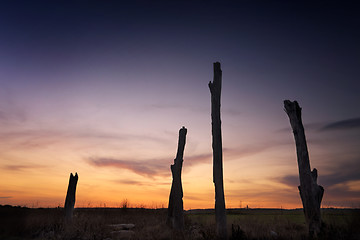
[0, 205, 359, 240]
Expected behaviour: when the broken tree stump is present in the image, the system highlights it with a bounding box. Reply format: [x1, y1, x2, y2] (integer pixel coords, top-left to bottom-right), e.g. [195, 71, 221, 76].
[167, 126, 187, 237]
[284, 100, 324, 238]
[64, 172, 78, 221]
[209, 62, 227, 240]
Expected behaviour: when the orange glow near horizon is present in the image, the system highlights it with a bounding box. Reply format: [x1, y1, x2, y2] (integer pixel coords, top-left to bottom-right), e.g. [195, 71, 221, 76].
[0, 146, 335, 210]
[1, 103, 359, 210]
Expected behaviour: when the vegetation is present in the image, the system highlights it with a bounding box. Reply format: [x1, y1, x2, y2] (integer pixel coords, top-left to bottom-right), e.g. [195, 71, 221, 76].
[0, 205, 359, 240]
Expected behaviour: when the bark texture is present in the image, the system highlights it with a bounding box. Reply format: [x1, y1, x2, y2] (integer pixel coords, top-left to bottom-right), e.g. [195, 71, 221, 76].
[209, 62, 227, 239]
[64, 172, 78, 221]
[284, 100, 324, 238]
[167, 126, 187, 236]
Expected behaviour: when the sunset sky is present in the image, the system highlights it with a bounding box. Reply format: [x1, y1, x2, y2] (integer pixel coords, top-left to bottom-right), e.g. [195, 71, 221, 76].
[1, 1, 359, 209]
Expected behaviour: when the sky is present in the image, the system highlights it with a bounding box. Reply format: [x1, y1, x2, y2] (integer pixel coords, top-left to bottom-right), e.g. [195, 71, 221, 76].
[0, 1, 359, 209]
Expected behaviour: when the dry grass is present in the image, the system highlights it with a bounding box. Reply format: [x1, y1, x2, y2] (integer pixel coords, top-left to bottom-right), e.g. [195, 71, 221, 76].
[0, 205, 359, 240]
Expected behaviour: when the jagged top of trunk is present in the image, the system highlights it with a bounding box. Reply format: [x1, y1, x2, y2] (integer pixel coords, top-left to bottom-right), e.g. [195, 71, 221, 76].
[208, 62, 222, 95]
[70, 172, 78, 180]
[284, 100, 302, 121]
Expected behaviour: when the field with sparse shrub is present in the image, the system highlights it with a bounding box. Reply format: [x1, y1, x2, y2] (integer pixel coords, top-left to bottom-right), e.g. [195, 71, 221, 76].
[0, 205, 359, 240]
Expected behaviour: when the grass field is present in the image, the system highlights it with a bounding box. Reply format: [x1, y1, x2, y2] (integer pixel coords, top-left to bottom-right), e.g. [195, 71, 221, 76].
[0, 205, 359, 240]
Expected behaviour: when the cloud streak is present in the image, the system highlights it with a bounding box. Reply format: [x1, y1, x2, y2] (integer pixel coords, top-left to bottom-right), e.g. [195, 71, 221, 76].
[1, 164, 45, 171]
[276, 156, 360, 205]
[88, 157, 168, 178]
[0, 128, 169, 150]
[320, 117, 360, 131]
[87, 153, 212, 178]
[86, 143, 285, 179]
[113, 179, 169, 186]
[0, 107, 27, 124]
[276, 117, 360, 133]
[278, 158, 360, 189]
[223, 140, 288, 160]
[147, 103, 241, 116]
[0, 91, 27, 124]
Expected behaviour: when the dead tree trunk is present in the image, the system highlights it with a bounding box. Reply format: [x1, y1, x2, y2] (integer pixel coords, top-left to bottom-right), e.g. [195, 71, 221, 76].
[209, 62, 227, 240]
[167, 126, 187, 236]
[284, 100, 324, 238]
[64, 172, 78, 221]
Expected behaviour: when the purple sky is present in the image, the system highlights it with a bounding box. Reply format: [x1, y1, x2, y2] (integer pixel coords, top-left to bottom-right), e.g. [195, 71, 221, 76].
[0, 1, 359, 208]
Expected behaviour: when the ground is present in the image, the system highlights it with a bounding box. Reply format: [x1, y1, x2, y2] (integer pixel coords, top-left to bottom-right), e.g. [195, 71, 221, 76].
[0, 205, 359, 240]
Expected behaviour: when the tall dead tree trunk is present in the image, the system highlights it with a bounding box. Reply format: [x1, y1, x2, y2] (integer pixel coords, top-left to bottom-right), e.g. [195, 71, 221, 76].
[167, 126, 187, 236]
[209, 62, 227, 239]
[64, 172, 78, 221]
[284, 100, 324, 238]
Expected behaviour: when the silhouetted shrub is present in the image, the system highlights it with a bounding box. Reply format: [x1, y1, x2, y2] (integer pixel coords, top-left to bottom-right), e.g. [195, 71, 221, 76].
[230, 224, 246, 240]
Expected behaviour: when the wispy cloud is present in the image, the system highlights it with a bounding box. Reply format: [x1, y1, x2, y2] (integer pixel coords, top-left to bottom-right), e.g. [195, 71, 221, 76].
[275, 157, 360, 204]
[184, 195, 208, 201]
[223, 141, 285, 160]
[0, 106, 27, 124]
[320, 118, 360, 131]
[0, 196, 13, 199]
[0, 128, 169, 150]
[277, 159, 360, 189]
[0, 91, 27, 124]
[146, 103, 206, 113]
[186, 153, 211, 165]
[319, 158, 360, 187]
[87, 143, 283, 179]
[88, 157, 168, 178]
[87, 153, 213, 178]
[275, 122, 324, 133]
[277, 175, 299, 187]
[2, 164, 46, 171]
[276, 118, 360, 133]
[113, 179, 169, 186]
[87, 140, 290, 179]
[146, 103, 241, 116]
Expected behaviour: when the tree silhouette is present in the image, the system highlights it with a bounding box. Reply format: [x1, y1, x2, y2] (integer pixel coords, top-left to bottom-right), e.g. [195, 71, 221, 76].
[209, 62, 227, 239]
